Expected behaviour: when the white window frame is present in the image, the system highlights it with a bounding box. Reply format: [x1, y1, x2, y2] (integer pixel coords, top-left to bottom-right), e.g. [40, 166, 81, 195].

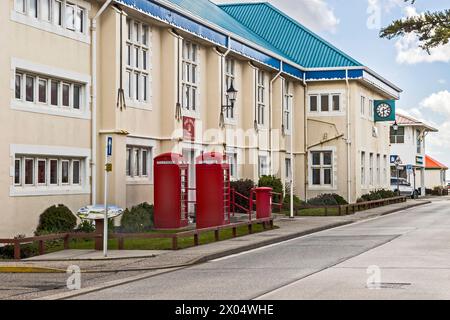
[361, 151, 366, 186]
[126, 137, 155, 184]
[11, 0, 90, 44]
[376, 154, 381, 186]
[369, 153, 374, 186]
[283, 79, 293, 135]
[361, 95, 366, 117]
[227, 152, 238, 180]
[308, 90, 344, 116]
[181, 40, 199, 115]
[37, 158, 47, 185]
[308, 147, 337, 190]
[285, 157, 292, 181]
[258, 155, 269, 177]
[257, 69, 265, 126]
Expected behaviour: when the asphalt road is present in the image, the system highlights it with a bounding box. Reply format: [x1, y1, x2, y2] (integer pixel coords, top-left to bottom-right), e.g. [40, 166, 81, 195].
[72, 199, 450, 300]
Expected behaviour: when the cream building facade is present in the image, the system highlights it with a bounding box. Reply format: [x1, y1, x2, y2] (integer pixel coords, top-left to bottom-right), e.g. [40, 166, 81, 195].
[1, 0, 401, 237]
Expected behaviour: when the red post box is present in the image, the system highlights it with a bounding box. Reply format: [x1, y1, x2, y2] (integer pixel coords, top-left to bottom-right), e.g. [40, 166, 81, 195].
[154, 153, 189, 229]
[255, 187, 273, 219]
[195, 152, 231, 229]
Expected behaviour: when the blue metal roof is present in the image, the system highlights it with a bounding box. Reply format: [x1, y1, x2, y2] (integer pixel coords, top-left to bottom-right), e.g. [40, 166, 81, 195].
[219, 2, 364, 68]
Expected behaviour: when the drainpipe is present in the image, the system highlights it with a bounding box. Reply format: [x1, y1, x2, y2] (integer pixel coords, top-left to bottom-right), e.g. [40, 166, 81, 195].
[302, 73, 308, 202]
[269, 63, 283, 176]
[91, 0, 113, 205]
[345, 69, 352, 203]
[214, 37, 231, 130]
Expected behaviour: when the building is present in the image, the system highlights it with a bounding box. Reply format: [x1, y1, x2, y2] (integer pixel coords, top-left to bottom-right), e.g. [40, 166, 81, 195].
[390, 114, 438, 195]
[1, 0, 401, 238]
[425, 155, 448, 189]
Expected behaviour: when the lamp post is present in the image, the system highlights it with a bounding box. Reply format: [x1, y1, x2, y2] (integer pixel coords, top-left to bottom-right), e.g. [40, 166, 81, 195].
[220, 80, 238, 128]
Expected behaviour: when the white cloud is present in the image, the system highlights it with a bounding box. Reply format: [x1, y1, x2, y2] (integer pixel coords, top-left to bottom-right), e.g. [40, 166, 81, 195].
[394, 6, 450, 64]
[420, 90, 450, 117]
[438, 79, 447, 85]
[214, 0, 340, 33]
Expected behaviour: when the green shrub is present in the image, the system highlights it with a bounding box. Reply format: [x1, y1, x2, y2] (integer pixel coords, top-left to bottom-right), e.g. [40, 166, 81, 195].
[258, 176, 283, 195]
[120, 203, 154, 233]
[359, 189, 397, 202]
[76, 220, 95, 233]
[230, 179, 255, 213]
[35, 204, 77, 236]
[282, 194, 305, 210]
[307, 194, 347, 206]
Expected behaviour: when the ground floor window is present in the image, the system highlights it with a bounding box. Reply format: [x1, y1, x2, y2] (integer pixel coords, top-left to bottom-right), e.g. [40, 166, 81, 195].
[310, 151, 333, 186]
[14, 155, 83, 188]
[285, 158, 292, 181]
[126, 146, 152, 179]
[258, 155, 269, 177]
[227, 153, 237, 179]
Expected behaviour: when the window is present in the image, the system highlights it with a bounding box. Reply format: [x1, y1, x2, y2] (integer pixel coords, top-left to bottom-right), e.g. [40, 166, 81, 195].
[390, 126, 405, 144]
[283, 80, 292, 133]
[376, 154, 381, 185]
[383, 155, 388, 184]
[41, 0, 51, 22]
[361, 151, 366, 185]
[258, 156, 268, 177]
[15, 73, 22, 99]
[361, 96, 366, 116]
[127, 146, 152, 179]
[285, 158, 292, 181]
[257, 70, 265, 125]
[75, 6, 84, 32]
[29, 0, 38, 18]
[55, 0, 62, 26]
[26, 75, 35, 102]
[369, 153, 374, 185]
[61, 160, 69, 184]
[126, 18, 150, 103]
[369, 99, 374, 119]
[38, 79, 47, 103]
[309, 94, 340, 113]
[416, 130, 422, 153]
[72, 160, 80, 184]
[50, 159, 58, 184]
[65, 3, 75, 30]
[225, 58, 235, 119]
[14, 159, 21, 185]
[182, 40, 198, 111]
[15, 0, 26, 13]
[311, 151, 333, 186]
[25, 158, 34, 185]
[227, 153, 237, 178]
[16, 70, 84, 111]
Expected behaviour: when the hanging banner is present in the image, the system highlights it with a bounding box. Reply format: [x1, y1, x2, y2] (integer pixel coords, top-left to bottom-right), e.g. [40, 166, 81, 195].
[374, 100, 396, 122]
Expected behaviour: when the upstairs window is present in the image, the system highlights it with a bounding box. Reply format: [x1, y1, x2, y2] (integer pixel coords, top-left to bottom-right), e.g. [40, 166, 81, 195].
[283, 80, 292, 133]
[361, 96, 366, 116]
[390, 126, 405, 144]
[182, 40, 199, 112]
[309, 93, 340, 113]
[257, 70, 265, 125]
[225, 58, 235, 120]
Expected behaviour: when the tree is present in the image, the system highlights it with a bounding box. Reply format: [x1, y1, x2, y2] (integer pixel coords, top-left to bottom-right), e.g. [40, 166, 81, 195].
[380, 0, 450, 53]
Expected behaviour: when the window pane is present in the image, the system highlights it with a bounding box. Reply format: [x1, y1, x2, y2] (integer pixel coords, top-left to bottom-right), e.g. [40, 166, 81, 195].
[312, 169, 321, 185]
[61, 161, 69, 184]
[134, 149, 140, 176]
[29, 0, 38, 18]
[126, 149, 131, 176]
[38, 160, 46, 184]
[324, 169, 332, 185]
[15, 0, 26, 13]
[62, 83, 70, 106]
[142, 26, 148, 45]
[332, 95, 340, 111]
[50, 160, 58, 184]
[65, 4, 75, 30]
[127, 45, 131, 66]
[135, 47, 139, 68]
[323, 152, 332, 165]
[126, 19, 131, 40]
[142, 75, 147, 102]
[321, 94, 329, 112]
[142, 150, 148, 176]
[312, 152, 321, 166]
[142, 50, 147, 70]
[15, 74, 22, 99]
[134, 23, 139, 42]
[38, 79, 47, 103]
[75, 8, 84, 32]
[14, 159, 21, 185]
[25, 159, 34, 185]
[41, 0, 51, 21]
[51, 81, 59, 106]
[73, 85, 81, 109]
[73, 161, 80, 184]
[26, 76, 34, 102]
[135, 73, 139, 100]
[55, 1, 62, 26]
[126, 71, 131, 98]
[310, 96, 317, 112]
[397, 136, 405, 143]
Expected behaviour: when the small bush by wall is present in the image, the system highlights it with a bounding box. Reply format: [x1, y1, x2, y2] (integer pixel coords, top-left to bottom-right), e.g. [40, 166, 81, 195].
[119, 203, 154, 233]
[35, 205, 77, 236]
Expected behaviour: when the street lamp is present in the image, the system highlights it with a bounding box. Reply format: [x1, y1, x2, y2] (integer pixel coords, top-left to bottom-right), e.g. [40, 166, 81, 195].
[220, 80, 238, 128]
[392, 120, 399, 132]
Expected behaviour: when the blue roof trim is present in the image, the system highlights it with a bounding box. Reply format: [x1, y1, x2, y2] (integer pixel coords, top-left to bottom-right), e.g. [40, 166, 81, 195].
[282, 62, 304, 79]
[305, 69, 363, 81]
[117, 0, 228, 46]
[229, 38, 280, 70]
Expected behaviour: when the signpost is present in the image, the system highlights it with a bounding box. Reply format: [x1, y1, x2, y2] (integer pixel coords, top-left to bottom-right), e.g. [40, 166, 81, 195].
[394, 157, 402, 196]
[104, 136, 113, 257]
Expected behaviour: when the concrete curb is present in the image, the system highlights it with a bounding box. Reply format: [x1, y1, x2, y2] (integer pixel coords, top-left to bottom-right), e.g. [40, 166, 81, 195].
[34, 200, 432, 300]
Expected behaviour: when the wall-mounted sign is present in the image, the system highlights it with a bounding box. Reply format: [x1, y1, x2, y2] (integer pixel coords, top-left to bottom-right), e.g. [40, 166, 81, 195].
[416, 155, 424, 165]
[374, 100, 396, 122]
[183, 116, 195, 142]
[390, 155, 399, 164]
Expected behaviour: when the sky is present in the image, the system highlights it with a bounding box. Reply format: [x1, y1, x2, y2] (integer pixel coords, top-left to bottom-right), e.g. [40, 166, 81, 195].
[214, 0, 450, 168]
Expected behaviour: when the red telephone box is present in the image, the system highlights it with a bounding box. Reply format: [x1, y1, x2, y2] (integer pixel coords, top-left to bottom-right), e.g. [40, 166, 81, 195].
[195, 152, 231, 229]
[154, 153, 189, 229]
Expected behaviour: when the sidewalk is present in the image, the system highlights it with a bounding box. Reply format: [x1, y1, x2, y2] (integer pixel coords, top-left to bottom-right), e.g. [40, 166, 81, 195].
[0, 199, 431, 274]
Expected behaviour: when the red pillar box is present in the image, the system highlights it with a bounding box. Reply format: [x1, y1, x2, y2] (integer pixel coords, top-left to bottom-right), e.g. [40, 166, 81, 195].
[255, 187, 273, 219]
[154, 153, 189, 229]
[195, 152, 231, 229]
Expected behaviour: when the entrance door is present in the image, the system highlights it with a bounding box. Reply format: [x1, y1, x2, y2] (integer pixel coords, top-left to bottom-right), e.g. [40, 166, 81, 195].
[182, 149, 196, 216]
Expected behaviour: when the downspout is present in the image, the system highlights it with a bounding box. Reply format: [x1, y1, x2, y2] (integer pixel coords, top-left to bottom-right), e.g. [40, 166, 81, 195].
[215, 37, 231, 129]
[269, 63, 283, 176]
[168, 28, 183, 121]
[302, 73, 308, 202]
[345, 69, 352, 203]
[91, 0, 113, 205]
